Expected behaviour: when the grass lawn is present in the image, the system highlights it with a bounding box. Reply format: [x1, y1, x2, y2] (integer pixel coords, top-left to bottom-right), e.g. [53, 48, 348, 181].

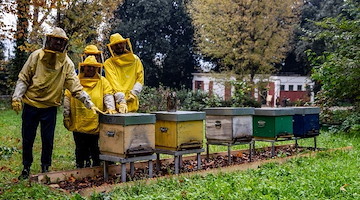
[0, 108, 359, 199]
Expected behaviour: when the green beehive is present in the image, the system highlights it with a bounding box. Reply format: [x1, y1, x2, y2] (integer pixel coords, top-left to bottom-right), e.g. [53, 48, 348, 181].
[253, 108, 295, 138]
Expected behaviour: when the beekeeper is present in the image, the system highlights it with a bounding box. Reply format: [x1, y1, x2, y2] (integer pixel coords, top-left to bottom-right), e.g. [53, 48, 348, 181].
[103, 33, 144, 113]
[81, 44, 104, 63]
[11, 27, 101, 180]
[63, 55, 116, 168]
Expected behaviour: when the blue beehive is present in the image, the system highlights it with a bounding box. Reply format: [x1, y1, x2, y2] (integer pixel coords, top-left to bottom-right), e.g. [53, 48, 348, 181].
[292, 107, 320, 137]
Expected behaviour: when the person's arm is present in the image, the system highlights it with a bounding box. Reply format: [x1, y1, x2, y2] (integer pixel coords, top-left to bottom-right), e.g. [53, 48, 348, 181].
[64, 60, 101, 114]
[132, 57, 144, 96]
[104, 60, 127, 113]
[63, 90, 72, 129]
[11, 52, 36, 113]
[102, 78, 117, 114]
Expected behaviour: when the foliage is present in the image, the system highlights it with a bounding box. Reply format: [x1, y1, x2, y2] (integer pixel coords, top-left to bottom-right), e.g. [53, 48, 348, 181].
[188, 0, 302, 80]
[321, 108, 360, 134]
[58, 0, 124, 65]
[0, 146, 19, 160]
[0, 42, 14, 95]
[8, 0, 29, 81]
[176, 87, 222, 111]
[308, 0, 360, 107]
[279, 0, 346, 75]
[139, 85, 260, 112]
[4, 0, 124, 82]
[229, 80, 261, 108]
[138, 86, 169, 113]
[138, 86, 223, 112]
[111, 0, 197, 88]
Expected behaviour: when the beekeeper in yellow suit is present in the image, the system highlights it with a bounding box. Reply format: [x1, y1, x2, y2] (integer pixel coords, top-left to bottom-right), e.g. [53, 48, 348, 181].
[11, 27, 101, 180]
[81, 44, 103, 62]
[104, 33, 144, 113]
[63, 55, 116, 168]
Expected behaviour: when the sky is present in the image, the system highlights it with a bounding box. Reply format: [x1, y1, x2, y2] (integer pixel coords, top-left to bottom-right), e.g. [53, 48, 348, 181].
[1, 1, 16, 60]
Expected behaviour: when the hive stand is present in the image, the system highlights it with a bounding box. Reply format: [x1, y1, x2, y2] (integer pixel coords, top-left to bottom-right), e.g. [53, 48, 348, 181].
[206, 140, 253, 164]
[253, 135, 318, 157]
[100, 154, 156, 182]
[155, 148, 204, 174]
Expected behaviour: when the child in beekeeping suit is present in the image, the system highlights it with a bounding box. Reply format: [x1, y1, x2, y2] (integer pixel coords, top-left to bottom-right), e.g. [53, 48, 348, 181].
[63, 55, 117, 168]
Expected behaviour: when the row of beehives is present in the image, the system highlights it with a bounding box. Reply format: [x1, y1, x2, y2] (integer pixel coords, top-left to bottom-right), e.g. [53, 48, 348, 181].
[98, 107, 320, 158]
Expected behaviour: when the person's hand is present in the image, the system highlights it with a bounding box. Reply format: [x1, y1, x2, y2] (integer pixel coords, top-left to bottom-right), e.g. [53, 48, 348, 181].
[63, 117, 71, 129]
[11, 100, 22, 114]
[106, 109, 118, 114]
[127, 92, 137, 102]
[90, 106, 105, 115]
[117, 103, 128, 113]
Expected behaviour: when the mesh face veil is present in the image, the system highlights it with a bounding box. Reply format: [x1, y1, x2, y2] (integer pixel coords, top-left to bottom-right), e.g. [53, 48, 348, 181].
[107, 33, 133, 57]
[78, 56, 102, 79]
[43, 27, 69, 53]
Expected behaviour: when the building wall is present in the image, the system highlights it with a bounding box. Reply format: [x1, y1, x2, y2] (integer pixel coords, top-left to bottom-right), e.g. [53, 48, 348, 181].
[192, 73, 314, 106]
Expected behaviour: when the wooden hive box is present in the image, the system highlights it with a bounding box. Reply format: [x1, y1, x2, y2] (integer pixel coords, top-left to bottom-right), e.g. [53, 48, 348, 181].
[99, 113, 156, 158]
[204, 107, 255, 143]
[292, 107, 320, 137]
[253, 108, 295, 138]
[152, 111, 205, 151]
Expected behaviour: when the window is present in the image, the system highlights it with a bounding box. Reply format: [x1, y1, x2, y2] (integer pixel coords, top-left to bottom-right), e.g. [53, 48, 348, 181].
[195, 81, 204, 91]
[289, 85, 294, 91]
[280, 85, 285, 91]
[297, 85, 302, 91]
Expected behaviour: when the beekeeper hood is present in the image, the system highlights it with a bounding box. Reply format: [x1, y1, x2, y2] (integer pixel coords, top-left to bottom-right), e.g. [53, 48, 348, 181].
[107, 33, 133, 57]
[43, 27, 69, 54]
[82, 45, 104, 63]
[78, 55, 102, 83]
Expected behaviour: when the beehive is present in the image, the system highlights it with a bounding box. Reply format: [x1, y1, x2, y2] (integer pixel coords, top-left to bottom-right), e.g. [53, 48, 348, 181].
[152, 111, 205, 151]
[292, 107, 320, 137]
[204, 107, 254, 143]
[98, 113, 156, 158]
[253, 108, 295, 138]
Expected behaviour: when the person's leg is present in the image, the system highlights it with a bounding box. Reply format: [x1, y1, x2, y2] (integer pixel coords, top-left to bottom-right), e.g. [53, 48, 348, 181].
[19, 104, 40, 179]
[39, 106, 57, 172]
[88, 134, 100, 167]
[73, 132, 88, 168]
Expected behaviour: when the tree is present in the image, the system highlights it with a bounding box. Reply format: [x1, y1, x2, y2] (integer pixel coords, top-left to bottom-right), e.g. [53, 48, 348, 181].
[9, 0, 29, 80]
[278, 0, 346, 75]
[188, 0, 303, 81]
[2, 0, 123, 79]
[308, 0, 360, 107]
[111, 0, 197, 88]
[57, 0, 124, 64]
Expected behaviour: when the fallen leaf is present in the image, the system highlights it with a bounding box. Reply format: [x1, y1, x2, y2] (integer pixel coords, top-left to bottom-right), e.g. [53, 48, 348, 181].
[236, 152, 243, 157]
[340, 184, 349, 191]
[68, 175, 76, 183]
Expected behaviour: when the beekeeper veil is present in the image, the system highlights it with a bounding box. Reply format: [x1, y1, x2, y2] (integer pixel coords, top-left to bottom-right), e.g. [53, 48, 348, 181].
[43, 27, 69, 53]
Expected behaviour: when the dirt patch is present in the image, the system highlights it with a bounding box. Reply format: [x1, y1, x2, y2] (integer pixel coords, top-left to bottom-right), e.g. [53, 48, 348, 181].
[53, 145, 311, 193]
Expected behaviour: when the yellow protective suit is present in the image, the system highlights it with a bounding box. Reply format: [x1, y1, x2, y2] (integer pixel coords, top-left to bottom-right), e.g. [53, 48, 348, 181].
[17, 49, 83, 108]
[65, 74, 114, 134]
[104, 33, 144, 112]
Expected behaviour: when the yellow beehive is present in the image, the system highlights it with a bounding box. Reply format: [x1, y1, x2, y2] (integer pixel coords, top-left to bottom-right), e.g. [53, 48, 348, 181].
[99, 113, 156, 158]
[152, 111, 205, 151]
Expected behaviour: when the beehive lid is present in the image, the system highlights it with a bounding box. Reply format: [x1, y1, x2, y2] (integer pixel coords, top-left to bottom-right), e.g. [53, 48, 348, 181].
[292, 107, 321, 115]
[204, 107, 255, 116]
[99, 113, 156, 126]
[254, 108, 295, 116]
[152, 111, 206, 121]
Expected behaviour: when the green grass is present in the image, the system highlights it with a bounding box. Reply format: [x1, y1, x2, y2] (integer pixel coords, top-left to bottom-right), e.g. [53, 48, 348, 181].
[0, 108, 359, 199]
